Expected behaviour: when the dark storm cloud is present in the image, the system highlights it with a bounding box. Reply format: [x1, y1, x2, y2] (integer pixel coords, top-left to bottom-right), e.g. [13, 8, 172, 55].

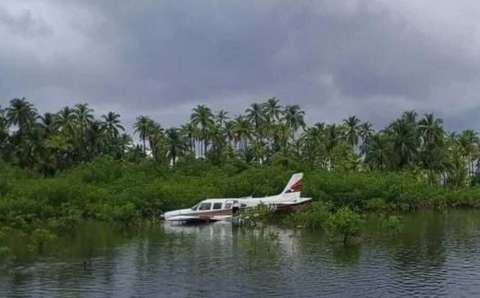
[1, 0, 480, 132]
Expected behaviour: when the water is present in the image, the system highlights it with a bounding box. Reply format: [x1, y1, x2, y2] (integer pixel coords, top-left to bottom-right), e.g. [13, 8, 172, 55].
[2, 210, 480, 297]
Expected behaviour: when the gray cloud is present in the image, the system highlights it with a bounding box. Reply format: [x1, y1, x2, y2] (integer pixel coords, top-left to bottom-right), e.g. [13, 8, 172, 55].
[1, 0, 480, 133]
[0, 5, 52, 37]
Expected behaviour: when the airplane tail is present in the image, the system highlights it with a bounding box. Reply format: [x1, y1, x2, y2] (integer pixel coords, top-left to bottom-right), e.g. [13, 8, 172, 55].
[281, 173, 304, 195]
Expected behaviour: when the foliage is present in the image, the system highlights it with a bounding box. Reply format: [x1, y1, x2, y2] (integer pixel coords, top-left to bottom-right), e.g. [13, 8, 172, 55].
[234, 204, 274, 227]
[285, 201, 331, 229]
[29, 228, 57, 253]
[1, 98, 479, 191]
[2, 97, 480, 232]
[326, 207, 363, 245]
[381, 215, 403, 236]
[2, 159, 480, 229]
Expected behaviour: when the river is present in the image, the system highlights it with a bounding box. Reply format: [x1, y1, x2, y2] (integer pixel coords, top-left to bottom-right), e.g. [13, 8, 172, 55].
[1, 210, 480, 297]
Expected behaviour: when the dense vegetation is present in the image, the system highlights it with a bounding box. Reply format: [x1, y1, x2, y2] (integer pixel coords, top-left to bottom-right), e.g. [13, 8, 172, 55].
[1, 97, 480, 187]
[2, 97, 480, 235]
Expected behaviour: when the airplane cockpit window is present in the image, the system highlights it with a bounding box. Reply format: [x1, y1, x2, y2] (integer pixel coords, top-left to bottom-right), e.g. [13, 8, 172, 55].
[191, 204, 199, 211]
[213, 202, 222, 210]
[199, 202, 212, 211]
[225, 203, 232, 209]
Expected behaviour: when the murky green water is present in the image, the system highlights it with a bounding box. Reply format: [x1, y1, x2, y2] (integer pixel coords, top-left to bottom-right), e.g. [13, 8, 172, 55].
[2, 210, 480, 297]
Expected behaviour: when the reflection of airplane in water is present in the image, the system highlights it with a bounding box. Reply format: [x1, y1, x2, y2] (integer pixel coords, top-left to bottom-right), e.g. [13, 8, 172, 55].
[162, 221, 301, 257]
[162, 173, 311, 223]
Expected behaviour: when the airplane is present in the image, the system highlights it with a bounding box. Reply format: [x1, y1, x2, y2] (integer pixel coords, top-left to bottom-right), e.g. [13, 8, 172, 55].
[162, 173, 312, 223]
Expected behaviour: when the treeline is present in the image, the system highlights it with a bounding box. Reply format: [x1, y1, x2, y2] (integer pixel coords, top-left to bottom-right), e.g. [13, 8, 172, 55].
[0, 97, 479, 187]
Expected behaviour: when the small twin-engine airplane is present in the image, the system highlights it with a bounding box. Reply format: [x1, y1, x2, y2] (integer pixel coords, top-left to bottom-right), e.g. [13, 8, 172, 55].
[162, 173, 311, 223]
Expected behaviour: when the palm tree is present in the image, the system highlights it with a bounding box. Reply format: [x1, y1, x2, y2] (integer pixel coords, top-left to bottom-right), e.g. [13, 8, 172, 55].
[55, 106, 75, 133]
[84, 120, 106, 159]
[273, 123, 291, 155]
[232, 116, 252, 153]
[180, 122, 197, 154]
[445, 136, 469, 187]
[458, 130, 479, 176]
[148, 122, 165, 161]
[72, 103, 94, 159]
[0, 105, 6, 134]
[215, 110, 229, 127]
[325, 124, 340, 152]
[39, 113, 57, 136]
[224, 120, 235, 147]
[207, 124, 228, 163]
[343, 116, 361, 148]
[284, 105, 306, 138]
[5, 98, 39, 167]
[418, 113, 444, 146]
[165, 128, 186, 167]
[134, 115, 153, 154]
[388, 117, 419, 169]
[0, 106, 8, 156]
[263, 97, 282, 123]
[190, 105, 214, 157]
[365, 133, 391, 170]
[246, 103, 265, 133]
[417, 113, 446, 178]
[73, 103, 94, 131]
[101, 112, 124, 139]
[50, 106, 76, 166]
[402, 110, 418, 125]
[299, 124, 328, 168]
[6, 98, 38, 133]
[359, 122, 374, 155]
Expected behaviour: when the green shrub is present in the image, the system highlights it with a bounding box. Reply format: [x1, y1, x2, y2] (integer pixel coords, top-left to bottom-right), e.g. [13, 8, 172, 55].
[326, 207, 363, 245]
[286, 201, 331, 229]
[29, 228, 57, 253]
[381, 215, 403, 235]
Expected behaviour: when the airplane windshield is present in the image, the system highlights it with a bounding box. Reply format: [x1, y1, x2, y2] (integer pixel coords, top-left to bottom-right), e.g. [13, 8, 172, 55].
[191, 204, 198, 211]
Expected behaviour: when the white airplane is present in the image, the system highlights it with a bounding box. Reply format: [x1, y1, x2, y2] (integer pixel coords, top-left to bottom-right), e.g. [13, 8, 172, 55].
[162, 173, 312, 223]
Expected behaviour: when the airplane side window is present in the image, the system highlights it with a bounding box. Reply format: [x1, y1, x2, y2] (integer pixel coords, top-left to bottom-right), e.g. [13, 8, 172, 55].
[225, 203, 232, 209]
[213, 202, 222, 210]
[199, 203, 212, 211]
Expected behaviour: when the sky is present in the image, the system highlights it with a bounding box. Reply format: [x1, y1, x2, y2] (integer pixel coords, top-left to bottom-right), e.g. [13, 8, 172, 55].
[1, 0, 480, 133]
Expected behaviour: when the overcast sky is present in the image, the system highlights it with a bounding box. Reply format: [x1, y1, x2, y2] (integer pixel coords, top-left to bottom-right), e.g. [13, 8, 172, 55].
[1, 0, 480, 133]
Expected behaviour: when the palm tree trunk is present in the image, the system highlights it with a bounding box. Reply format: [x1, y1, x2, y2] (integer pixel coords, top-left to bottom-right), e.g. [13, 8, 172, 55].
[204, 140, 208, 158]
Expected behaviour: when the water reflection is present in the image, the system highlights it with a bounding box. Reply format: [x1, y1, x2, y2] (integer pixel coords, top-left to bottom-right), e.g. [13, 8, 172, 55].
[2, 211, 480, 297]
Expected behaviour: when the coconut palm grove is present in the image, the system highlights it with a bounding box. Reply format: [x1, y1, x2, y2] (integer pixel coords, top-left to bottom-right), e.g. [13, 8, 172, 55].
[0, 97, 476, 182]
[2, 96, 480, 237]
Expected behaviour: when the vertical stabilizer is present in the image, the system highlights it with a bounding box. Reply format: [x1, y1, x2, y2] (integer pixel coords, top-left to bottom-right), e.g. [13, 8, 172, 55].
[281, 173, 304, 194]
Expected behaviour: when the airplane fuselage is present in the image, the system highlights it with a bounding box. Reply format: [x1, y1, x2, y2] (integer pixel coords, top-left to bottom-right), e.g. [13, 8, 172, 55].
[162, 192, 311, 222]
[162, 173, 311, 223]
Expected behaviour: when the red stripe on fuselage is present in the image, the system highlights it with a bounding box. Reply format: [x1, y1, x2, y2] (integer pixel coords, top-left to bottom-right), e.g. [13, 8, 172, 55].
[181, 209, 233, 218]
